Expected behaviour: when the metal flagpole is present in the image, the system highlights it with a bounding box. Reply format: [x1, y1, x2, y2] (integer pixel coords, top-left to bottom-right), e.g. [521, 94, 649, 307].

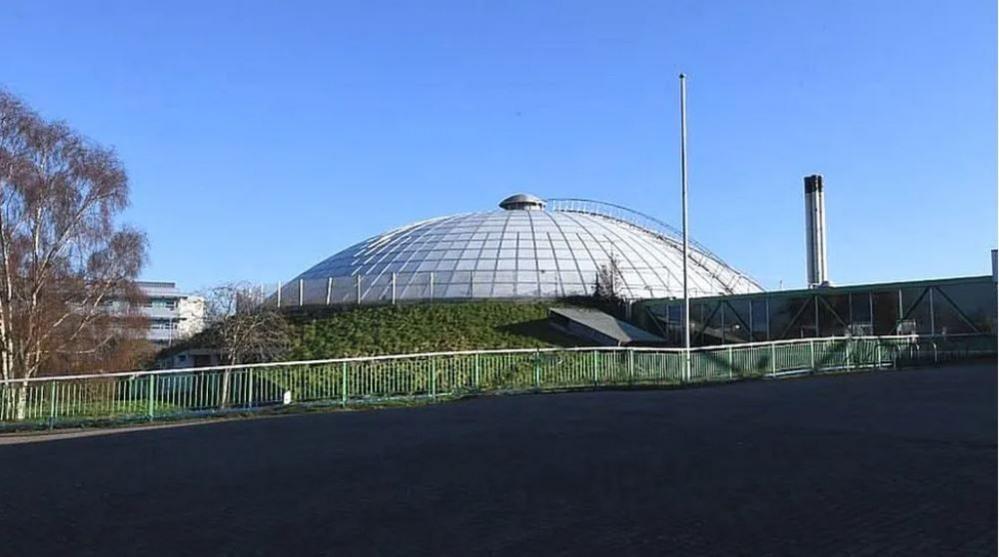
[679, 73, 691, 382]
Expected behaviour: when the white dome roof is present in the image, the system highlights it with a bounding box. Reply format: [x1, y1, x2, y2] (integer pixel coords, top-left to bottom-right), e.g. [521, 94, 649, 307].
[286, 197, 761, 304]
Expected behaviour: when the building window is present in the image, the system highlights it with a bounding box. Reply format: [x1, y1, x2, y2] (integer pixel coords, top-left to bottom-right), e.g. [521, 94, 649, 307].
[150, 299, 177, 310]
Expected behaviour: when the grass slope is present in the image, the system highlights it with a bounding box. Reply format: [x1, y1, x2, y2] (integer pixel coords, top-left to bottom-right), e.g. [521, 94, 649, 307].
[288, 301, 585, 360]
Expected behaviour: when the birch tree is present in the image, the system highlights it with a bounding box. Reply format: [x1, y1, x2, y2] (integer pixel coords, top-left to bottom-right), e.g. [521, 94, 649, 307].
[0, 89, 147, 417]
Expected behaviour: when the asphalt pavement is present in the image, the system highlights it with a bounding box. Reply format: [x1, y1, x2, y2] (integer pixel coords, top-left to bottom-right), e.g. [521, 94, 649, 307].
[0, 363, 994, 556]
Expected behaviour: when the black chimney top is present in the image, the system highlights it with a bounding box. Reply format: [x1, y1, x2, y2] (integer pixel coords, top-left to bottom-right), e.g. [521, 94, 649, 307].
[804, 174, 823, 194]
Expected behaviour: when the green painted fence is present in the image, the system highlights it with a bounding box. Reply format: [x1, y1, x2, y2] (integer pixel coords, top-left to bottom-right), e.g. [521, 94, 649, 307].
[0, 333, 994, 430]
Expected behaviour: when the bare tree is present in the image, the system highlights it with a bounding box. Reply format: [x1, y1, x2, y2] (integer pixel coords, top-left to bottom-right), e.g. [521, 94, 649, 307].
[0, 89, 147, 417]
[202, 282, 292, 407]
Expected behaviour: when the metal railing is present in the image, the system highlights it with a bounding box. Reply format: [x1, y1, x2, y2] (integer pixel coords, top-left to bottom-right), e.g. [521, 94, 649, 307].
[0, 333, 993, 430]
[263, 272, 735, 309]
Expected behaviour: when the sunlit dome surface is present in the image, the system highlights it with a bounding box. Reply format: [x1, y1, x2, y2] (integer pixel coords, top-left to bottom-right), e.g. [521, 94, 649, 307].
[283, 195, 761, 304]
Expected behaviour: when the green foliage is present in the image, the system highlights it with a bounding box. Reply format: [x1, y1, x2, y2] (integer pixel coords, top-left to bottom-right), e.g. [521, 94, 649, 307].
[287, 301, 584, 360]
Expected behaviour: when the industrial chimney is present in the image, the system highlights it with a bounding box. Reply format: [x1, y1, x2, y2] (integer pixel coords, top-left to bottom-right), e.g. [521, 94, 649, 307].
[804, 174, 828, 287]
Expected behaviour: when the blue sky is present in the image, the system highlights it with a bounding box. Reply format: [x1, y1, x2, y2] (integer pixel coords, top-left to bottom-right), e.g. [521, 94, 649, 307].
[2, 0, 995, 292]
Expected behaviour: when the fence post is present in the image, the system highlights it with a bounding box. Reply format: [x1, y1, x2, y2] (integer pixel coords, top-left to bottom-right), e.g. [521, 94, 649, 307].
[533, 350, 541, 391]
[341, 362, 348, 407]
[628, 349, 635, 384]
[430, 359, 437, 401]
[147, 374, 156, 421]
[933, 340, 938, 363]
[770, 343, 777, 377]
[845, 340, 851, 370]
[474, 353, 480, 391]
[48, 381, 56, 429]
[875, 342, 882, 369]
[247, 368, 254, 409]
[809, 340, 815, 372]
[727, 347, 733, 380]
[592, 350, 599, 385]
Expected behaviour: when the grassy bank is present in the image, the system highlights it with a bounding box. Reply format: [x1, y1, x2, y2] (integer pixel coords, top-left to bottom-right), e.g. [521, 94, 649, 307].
[287, 301, 586, 359]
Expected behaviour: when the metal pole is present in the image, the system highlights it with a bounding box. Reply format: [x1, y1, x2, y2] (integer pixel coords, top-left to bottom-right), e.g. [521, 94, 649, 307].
[341, 362, 348, 407]
[765, 297, 771, 340]
[680, 73, 691, 382]
[326, 277, 332, 305]
[810, 339, 816, 371]
[48, 381, 56, 429]
[298, 279, 304, 306]
[813, 295, 819, 336]
[533, 350, 540, 390]
[928, 287, 935, 335]
[896, 288, 903, 333]
[147, 374, 156, 421]
[868, 292, 874, 333]
[720, 303, 725, 344]
[430, 359, 437, 401]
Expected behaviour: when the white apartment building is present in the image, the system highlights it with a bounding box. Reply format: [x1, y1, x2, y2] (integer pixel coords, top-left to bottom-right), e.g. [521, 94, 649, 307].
[137, 281, 206, 347]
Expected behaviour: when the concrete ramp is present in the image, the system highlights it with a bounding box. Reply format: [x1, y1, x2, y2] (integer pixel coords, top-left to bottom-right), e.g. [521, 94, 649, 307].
[549, 307, 665, 346]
